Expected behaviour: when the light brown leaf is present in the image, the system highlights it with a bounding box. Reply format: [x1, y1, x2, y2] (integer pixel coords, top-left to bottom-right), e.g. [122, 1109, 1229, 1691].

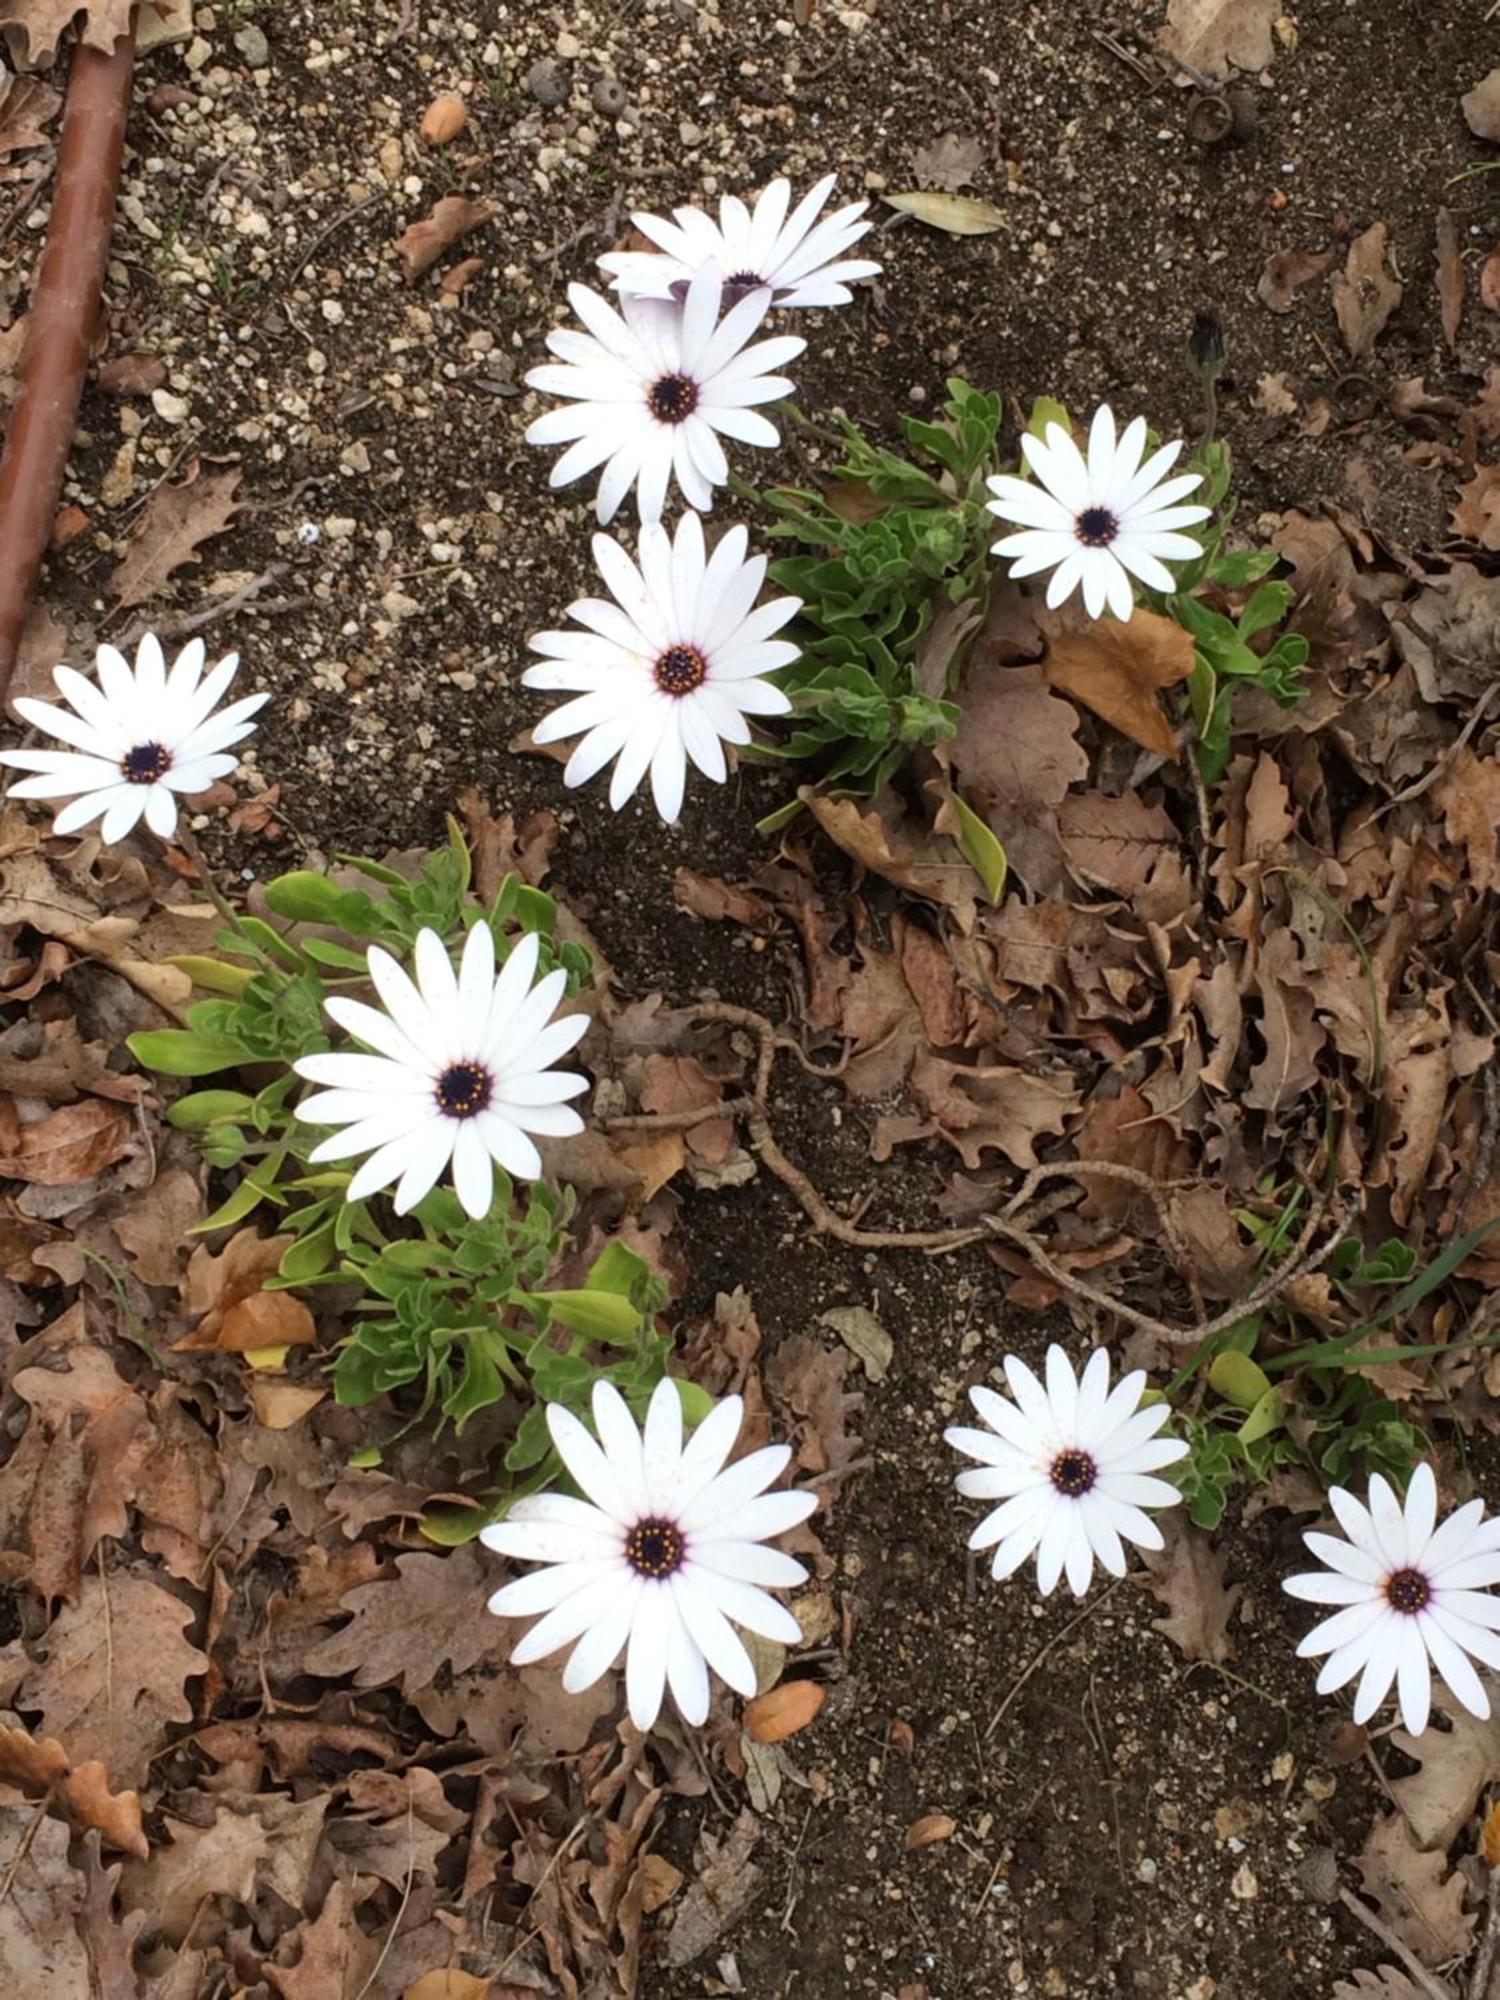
[910, 133, 985, 193]
[1048, 604, 1200, 760]
[0, 75, 60, 153]
[672, 868, 773, 926]
[1483, 1797, 1500, 1868]
[1463, 68, 1500, 143]
[0, 1097, 131, 1184]
[302, 1547, 500, 1692]
[1056, 790, 1183, 896]
[117, 1805, 270, 1945]
[1256, 246, 1334, 314]
[1436, 206, 1464, 350]
[1156, 0, 1280, 80]
[1245, 926, 1326, 1114]
[805, 790, 980, 931]
[1332, 1972, 1432, 2000]
[1333, 223, 1404, 359]
[249, 1380, 327, 1429]
[265, 1878, 379, 2000]
[1141, 1516, 1241, 1664]
[20, 1569, 208, 1788]
[402, 1976, 489, 2000]
[108, 466, 243, 608]
[0, 0, 134, 67]
[0, 1805, 91, 1996]
[392, 196, 494, 282]
[1451, 464, 1500, 551]
[904, 1812, 956, 1850]
[1436, 747, 1500, 892]
[1387, 1684, 1500, 1852]
[664, 1809, 762, 1968]
[744, 1680, 826, 1743]
[1355, 1811, 1475, 1965]
[0, 1712, 151, 1861]
[217, 1288, 317, 1352]
[1482, 245, 1500, 312]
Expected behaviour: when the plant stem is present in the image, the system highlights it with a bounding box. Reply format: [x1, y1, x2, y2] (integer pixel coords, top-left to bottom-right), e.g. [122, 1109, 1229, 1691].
[169, 817, 258, 948]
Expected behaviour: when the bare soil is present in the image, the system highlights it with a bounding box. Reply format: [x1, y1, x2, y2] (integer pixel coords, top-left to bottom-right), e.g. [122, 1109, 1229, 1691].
[24, 0, 1500, 1992]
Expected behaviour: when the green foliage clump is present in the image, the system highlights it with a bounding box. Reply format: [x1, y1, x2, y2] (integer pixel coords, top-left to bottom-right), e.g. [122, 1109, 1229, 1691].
[753, 378, 1002, 797]
[127, 829, 671, 1475]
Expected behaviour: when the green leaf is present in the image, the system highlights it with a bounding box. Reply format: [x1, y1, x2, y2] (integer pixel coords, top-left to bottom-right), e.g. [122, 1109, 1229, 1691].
[584, 1240, 652, 1299]
[1025, 396, 1071, 442]
[278, 1222, 338, 1284]
[677, 1378, 717, 1427]
[883, 190, 1005, 235]
[1237, 1387, 1286, 1446]
[537, 1288, 643, 1342]
[194, 1159, 286, 1234]
[166, 955, 257, 997]
[943, 790, 1007, 901]
[167, 1089, 256, 1130]
[128, 1028, 254, 1077]
[1208, 1348, 1273, 1412]
[418, 1502, 490, 1546]
[301, 937, 374, 971]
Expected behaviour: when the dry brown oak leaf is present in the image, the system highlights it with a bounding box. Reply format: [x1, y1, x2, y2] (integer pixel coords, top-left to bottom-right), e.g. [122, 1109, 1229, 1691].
[0, 1720, 147, 1855]
[1043, 609, 1195, 761]
[108, 465, 243, 608]
[1155, 0, 1280, 79]
[0, 1804, 94, 1997]
[1140, 1516, 1242, 1665]
[1355, 1811, 1475, 1965]
[301, 1546, 500, 1692]
[1333, 223, 1404, 359]
[0, 0, 135, 67]
[18, 1568, 208, 1788]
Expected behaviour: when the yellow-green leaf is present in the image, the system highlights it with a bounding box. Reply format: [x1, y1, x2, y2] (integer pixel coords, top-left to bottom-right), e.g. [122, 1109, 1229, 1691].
[166, 954, 256, 997]
[884, 190, 1004, 236]
[1208, 1348, 1272, 1412]
[945, 791, 1007, 901]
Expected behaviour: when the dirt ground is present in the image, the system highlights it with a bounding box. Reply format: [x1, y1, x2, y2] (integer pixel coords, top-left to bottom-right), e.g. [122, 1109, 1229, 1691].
[15, 0, 1500, 1992]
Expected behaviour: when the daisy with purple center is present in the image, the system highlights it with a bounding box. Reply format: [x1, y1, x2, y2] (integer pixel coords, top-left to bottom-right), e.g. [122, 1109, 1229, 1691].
[524, 263, 804, 525]
[1283, 1464, 1500, 1737]
[945, 1344, 1188, 1599]
[0, 634, 267, 843]
[985, 405, 1211, 622]
[483, 1378, 817, 1731]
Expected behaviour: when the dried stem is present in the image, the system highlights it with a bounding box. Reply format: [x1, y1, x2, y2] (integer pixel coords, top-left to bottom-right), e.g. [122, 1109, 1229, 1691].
[0, 33, 134, 703]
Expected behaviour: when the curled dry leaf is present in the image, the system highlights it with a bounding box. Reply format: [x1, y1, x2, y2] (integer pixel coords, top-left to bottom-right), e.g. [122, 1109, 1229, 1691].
[1141, 1517, 1241, 1665]
[1257, 246, 1334, 314]
[392, 195, 494, 282]
[1332, 223, 1404, 359]
[664, 1810, 762, 1969]
[883, 190, 1004, 236]
[904, 1812, 956, 1850]
[743, 1679, 826, 1744]
[1042, 609, 1195, 761]
[0, 1097, 131, 1184]
[1386, 1684, 1500, 1852]
[1355, 1811, 1475, 1965]
[216, 1288, 317, 1353]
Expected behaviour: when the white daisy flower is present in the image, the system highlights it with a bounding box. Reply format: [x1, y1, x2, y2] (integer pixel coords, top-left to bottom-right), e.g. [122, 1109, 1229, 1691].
[292, 924, 588, 1221]
[0, 634, 268, 844]
[523, 512, 797, 825]
[483, 1377, 817, 1731]
[524, 263, 805, 525]
[1283, 1464, 1500, 1738]
[985, 405, 1212, 623]
[597, 174, 881, 310]
[945, 1344, 1188, 1599]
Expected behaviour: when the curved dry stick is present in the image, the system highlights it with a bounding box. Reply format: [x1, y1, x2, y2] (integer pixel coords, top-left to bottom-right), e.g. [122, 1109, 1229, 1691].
[0, 33, 135, 704]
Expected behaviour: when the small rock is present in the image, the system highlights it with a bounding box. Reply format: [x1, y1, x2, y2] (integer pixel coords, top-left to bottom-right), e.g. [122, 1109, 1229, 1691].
[183, 35, 211, 72]
[380, 588, 421, 620]
[1135, 1856, 1158, 1885]
[527, 57, 568, 107]
[320, 299, 345, 325]
[591, 75, 627, 118]
[151, 388, 191, 424]
[50, 504, 90, 550]
[1229, 1861, 1259, 1901]
[233, 24, 269, 66]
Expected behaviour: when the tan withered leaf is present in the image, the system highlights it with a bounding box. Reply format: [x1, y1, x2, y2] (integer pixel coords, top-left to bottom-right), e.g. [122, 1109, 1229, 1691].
[1333, 223, 1404, 359]
[0, 1722, 147, 1856]
[1331, 1972, 1433, 2000]
[1140, 1517, 1241, 1665]
[19, 1570, 208, 1788]
[1463, 67, 1500, 143]
[117, 1806, 270, 1945]
[1355, 1812, 1475, 1965]
[0, 0, 134, 67]
[0, 75, 60, 153]
[904, 1812, 956, 1850]
[805, 791, 980, 931]
[1483, 1797, 1500, 1867]
[216, 1288, 317, 1352]
[1450, 464, 1500, 551]
[910, 132, 985, 193]
[1387, 1684, 1500, 1852]
[0, 1806, 92, 1994]
[1257, 246, 1334, 314]
[302, 1546, 499, 1691]
[664, 1810, 762, 1970]
[0, 1097, 132, 1184]
[392, 196, 494, 282]
[744, 1680, 825, 1743]
[1043, 610, 1194, 760]
[109, 465, 243, 608]
[264, 1877, 379, 2000]
[1155, 0, 1280, 79]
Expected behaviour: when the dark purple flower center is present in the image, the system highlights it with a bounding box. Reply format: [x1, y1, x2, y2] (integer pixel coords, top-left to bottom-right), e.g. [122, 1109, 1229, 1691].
[1074, 507, 1119, 549]
[122, 741, 172, 784]
[626, 1517, 685, 1578]
[434, 1061, 493, 1120]
[654, 644, 708, 697]
[1385, 1567, 1431, 1616]
[647, 372, 699, 425]
[1050, 1449, 1097, 1498]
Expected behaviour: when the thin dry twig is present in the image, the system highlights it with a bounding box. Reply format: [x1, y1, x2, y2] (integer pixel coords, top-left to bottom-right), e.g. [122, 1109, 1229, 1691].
[119, 564, 292, 647]
[626, 1000, 1354, 1346]
[985, 1579, 1125, 1744]
[1336, 1887, 1455, 2000]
